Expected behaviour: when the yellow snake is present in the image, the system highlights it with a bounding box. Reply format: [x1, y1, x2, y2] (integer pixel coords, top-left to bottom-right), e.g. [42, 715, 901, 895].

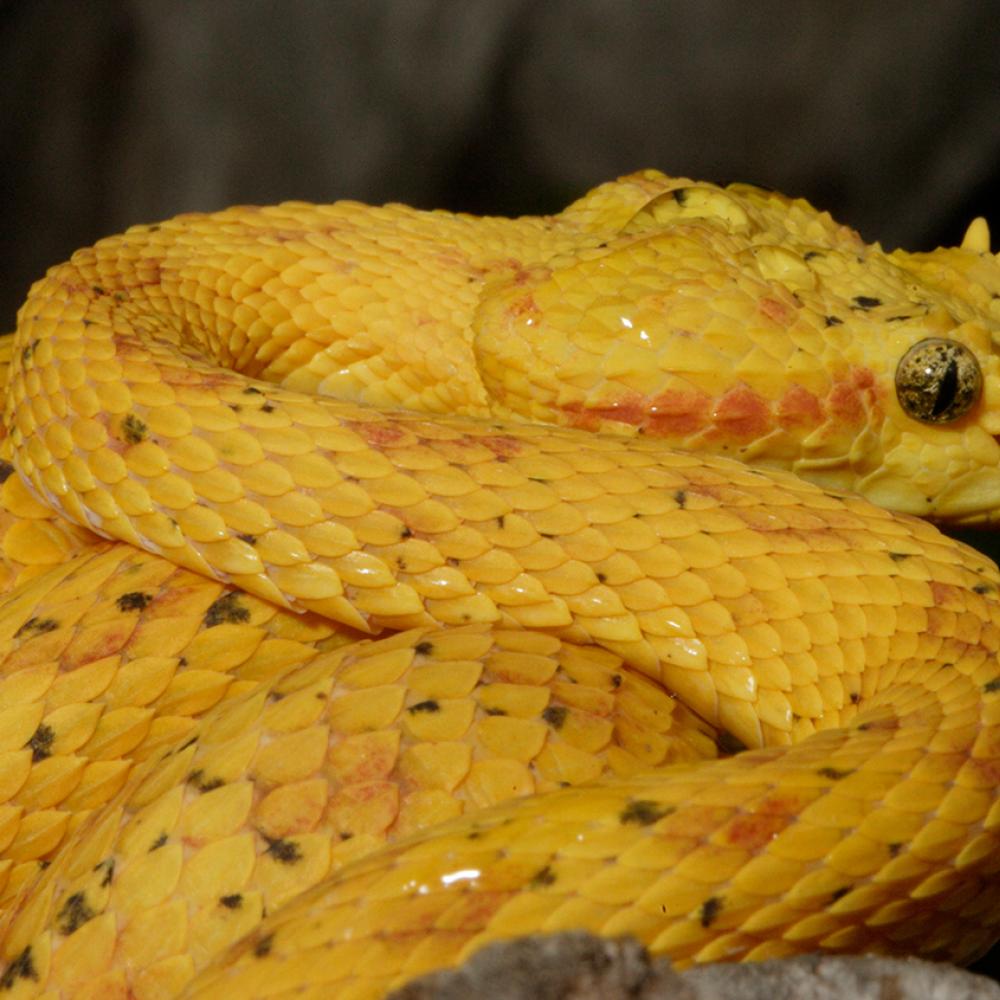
[0, 170, 998, 997]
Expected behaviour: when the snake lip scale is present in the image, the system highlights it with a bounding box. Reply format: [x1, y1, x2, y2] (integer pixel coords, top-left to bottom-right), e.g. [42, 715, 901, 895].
[0, 171, 998, 997]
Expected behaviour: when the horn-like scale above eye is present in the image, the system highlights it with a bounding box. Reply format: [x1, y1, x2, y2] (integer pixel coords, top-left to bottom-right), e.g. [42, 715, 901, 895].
[895, 338, 983, 424]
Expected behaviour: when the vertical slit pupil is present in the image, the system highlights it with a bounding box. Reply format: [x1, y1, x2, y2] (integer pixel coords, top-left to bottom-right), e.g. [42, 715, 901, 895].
[931, 355, 959, 417]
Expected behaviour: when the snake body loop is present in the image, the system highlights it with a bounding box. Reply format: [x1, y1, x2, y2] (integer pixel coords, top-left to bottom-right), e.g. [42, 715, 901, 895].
[0, 172, 999, 997]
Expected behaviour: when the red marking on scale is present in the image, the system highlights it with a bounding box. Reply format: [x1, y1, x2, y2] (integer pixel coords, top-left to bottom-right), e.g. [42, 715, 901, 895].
[145, 582, 213, 618]
[559, 402, 599, 431]
[657, 804, 732, 839]
[160, 365, 207, 387]
[328, 782, 399, 838]
[646, 389, 713, 436]
[348, 421, 407, 449]
[544, 370, 881, 446]
[60, 277, 91, 297]
[199, 370, 247, 391]
[963, 756, 1000, 788]
[724, 796, 799, 851]
[3, 629, 69, 672]
[759, 297, 797, 325]
[711, 385, 771, 439]
[777, 385, 824, 428]
[438, 889, 513, 930]
[331, 740, 399, 785]
[338, 779, 397, 807]
[478, 435, 524, 458]
[494, 259, 542, 286]
[374, 890, 451, 935]
[561, 393, 648, 431]
[929, 581, 962, 608]
[432, 249, 471, 270]
[60, 621, 136, 671]
[826, 368, 880, 425]
[508, 294, 540, 318]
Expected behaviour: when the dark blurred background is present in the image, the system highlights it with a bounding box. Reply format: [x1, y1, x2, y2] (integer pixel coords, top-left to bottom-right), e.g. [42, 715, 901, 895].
[2, 0, 998, 330]
[2, 0, 1000, 980]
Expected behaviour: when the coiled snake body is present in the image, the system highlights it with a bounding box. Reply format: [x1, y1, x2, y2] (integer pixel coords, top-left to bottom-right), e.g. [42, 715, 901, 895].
[0, 171, 999, 997]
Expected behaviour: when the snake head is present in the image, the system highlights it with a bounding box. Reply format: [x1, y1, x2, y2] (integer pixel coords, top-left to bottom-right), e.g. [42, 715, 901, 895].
[859, 226, 1000, 525]
[474, 173, 1000, 525]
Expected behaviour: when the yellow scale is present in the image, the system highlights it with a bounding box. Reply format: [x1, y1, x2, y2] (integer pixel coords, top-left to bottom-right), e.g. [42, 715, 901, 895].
[0, 171, 997, 997]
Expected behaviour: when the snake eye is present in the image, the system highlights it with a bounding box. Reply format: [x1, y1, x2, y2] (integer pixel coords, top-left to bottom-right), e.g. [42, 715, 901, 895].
[895, 338, 982, 424]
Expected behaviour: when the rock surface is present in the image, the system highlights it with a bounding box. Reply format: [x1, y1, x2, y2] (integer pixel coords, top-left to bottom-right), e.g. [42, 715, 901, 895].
[389, 932, 1000, 1000]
